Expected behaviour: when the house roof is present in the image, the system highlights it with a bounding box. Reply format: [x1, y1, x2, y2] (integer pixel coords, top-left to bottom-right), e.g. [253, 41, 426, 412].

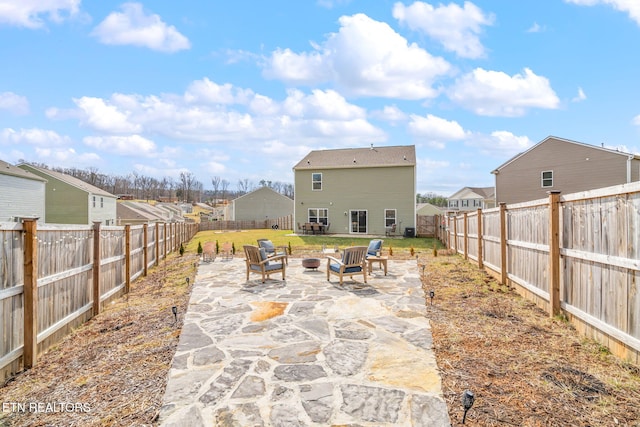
[0, 159, 47, 182]
[449, 186, 495, 200]
[293, 145, 416, 170]
[491, 135, 640, 173]
[18, 163, 116, 198]
[416, 203, 444, 215]
[232, 186, 293, 202]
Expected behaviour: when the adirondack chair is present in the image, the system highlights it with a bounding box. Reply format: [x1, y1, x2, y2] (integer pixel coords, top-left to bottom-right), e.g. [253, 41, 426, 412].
[243, 245, 286, 283]
[202, 241, 216, 262]
[326, 246, 368, 285]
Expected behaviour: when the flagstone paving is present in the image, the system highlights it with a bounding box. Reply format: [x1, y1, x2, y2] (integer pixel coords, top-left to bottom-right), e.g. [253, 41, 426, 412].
[159, 256, 451, 426]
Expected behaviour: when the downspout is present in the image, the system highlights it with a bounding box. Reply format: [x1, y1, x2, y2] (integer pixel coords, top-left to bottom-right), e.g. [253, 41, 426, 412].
[627, 155, 634, 183]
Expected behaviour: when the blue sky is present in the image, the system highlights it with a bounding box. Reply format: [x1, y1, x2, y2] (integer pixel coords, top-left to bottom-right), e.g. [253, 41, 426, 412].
[1, 0, 640, 196]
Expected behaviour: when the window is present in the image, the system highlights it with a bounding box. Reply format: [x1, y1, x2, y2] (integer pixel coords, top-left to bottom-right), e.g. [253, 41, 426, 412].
[100, 197, 104, 208]
[541, 170, 553, 188]
[92, 196, 96, 208]
[449, 200, 459, 208]
[308, 208, 328, 225]
[473, 199, 482, 207]
[384, 209, 396, 227]
[462, 200, 469, 207]
[312, 173, 322, 191]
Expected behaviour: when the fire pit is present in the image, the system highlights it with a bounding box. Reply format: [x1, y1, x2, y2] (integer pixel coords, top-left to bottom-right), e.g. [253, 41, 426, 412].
[302, 258, 321, 270]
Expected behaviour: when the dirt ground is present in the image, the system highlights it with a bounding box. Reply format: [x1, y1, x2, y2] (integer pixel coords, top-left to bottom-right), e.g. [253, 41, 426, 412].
[0, 250, 639, 426]
[423, 249, 640, 427]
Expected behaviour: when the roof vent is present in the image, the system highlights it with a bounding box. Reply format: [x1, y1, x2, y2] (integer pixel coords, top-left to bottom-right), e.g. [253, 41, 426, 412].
[403, 155, 407, 160]
[353, 158, 356, 163]
[307, 160, 310, 165]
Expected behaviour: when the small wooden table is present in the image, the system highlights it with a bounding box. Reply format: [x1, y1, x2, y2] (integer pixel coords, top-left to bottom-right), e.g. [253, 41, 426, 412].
[367, 256, 388, 275]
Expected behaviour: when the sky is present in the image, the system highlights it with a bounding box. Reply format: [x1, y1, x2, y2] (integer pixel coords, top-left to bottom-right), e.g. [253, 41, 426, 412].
[1, 0, 640, 197]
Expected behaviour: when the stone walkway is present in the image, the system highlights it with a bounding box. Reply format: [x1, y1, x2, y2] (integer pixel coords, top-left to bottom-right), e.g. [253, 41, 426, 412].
[159, 257, 451, 426]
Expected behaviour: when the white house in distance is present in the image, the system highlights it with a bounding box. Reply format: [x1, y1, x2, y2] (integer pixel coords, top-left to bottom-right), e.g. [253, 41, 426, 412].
[447, 187, 495, 213]
[0, 159, 47, 222]
[226, 186, 294, 222]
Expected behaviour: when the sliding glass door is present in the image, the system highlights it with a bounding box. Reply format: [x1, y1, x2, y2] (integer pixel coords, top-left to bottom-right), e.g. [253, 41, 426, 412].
[350, 210, 367, 234]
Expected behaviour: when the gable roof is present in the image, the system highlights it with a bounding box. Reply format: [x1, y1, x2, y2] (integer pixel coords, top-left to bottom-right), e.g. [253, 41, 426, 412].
[293, 145, 416, 170]
[18, 164, 116, 198]
[492, 135, 640, 173]
[449, 186, 495, 200]
[0, 159, 47, 182]
[232, 186, 292, 202]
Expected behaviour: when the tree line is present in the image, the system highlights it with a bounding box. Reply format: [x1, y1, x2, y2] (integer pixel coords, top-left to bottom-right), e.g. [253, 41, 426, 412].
[22, 162, 293, 204]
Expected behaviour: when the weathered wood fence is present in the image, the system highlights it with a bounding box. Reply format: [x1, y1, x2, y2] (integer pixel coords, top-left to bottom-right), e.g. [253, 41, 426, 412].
[416, 214, 445, 239]
[0, 220, 198, 382]
[198, 215, 293, 232]
[446, 182, 640, 363]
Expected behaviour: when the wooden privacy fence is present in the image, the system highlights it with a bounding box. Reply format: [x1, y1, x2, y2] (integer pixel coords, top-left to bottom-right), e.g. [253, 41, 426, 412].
[0, 220, 198, 382]
[416, 214, 445, 239]
[446, 182, 640, 363]
[199, 214, 293, 232]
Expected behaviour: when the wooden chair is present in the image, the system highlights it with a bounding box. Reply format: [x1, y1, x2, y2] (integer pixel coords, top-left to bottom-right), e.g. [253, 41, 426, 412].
[385, 224, 396, 236]
[221, 242, 233, 260]
[326, 246, 368, 285]
[243, 245, 286, 283]
[202, 241, 216, 262]
[366, 239, 383, 257]
[312, 223, 322, 234]
[257, 238, 288, 264]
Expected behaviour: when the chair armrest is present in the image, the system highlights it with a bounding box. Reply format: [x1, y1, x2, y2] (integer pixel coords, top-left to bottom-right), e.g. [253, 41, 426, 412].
[326, 256, 343, 265]
[268, 254, 287, 263]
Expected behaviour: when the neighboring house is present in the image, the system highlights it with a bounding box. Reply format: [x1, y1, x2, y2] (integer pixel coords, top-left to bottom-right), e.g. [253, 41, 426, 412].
[416, 203, 444, 216]
[447, 187, 495, 212]
[18, 164, 117, 225]
[293, 145, 416, 236]
[227, 186, 293, 221]
[0, 159, 47, 222]
[492, 136, 640, 204]
[116, 200, 185, 225]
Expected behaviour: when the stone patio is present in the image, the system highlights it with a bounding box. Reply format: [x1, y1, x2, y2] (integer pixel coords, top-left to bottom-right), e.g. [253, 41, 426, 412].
[159, 256, 451, 426]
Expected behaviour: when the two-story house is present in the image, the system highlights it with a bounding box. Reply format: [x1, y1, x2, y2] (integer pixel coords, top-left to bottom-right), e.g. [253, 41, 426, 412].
[0, 159, 47, 222]
[18, 164, 117, 225]
[492, 136, 640, 204]
[293, 145, 416, 236]
[447, 187, 495, 213]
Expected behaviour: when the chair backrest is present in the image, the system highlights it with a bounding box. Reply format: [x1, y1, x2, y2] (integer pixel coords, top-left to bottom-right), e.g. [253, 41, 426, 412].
[244, 245, 262, 264]
[325, 223, 331, 232]
[342, 246, 367, 267]
[367, 239, 383, 256]
[257, 239, 275, 252]
[203, 242, 215, 252]
[312, 223, 321, 231]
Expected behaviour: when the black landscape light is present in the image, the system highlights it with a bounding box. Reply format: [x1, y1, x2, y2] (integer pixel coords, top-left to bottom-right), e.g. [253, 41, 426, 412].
[172, 306, 178, 323]
[186, 277, 190, 285]
[429, 290, 435, 305]
[462, 390, 475, 424]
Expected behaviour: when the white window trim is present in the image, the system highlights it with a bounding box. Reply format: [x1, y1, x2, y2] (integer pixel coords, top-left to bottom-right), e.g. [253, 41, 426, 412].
[308, 207, 328, 224]
[312, 173, 322, 191]
[541, 170, 553, 188]
[384, 208, 396, 227]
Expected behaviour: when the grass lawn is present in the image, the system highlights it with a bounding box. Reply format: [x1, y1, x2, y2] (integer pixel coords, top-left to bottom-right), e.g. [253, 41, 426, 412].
[185, 228, 443, 258]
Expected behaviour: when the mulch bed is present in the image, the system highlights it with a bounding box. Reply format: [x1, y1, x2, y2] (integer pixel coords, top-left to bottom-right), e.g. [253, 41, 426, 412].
[422, 250, 640, 426]
[0, 250, 639, 426]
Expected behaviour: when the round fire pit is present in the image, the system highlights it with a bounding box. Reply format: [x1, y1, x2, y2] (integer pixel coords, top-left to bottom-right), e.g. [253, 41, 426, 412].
[302, 258, 321, 270]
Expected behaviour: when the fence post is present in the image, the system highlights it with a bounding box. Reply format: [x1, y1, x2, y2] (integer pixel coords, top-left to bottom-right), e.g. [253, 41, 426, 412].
[477, 208, 484, 269]
[548, 191, 561, 317]
[143, 224, 148, 277]
[155, 222, 160, 266]
[92, 221, 102, 316]
[22, 218, 39, 369]
[499, 203, 507, 286]
[463, 212, 468, 260]
[453, 216, 458, 253]
[163, 223, 168, 259]
[125, 224, 131, 293]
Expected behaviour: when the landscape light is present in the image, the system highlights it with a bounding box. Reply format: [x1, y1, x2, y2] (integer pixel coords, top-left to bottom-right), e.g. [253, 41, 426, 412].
[462, 390, 475, 424]
[186, 277, 190, 285]
[172, 306, 178, 323]
[429, 290, 435, 305]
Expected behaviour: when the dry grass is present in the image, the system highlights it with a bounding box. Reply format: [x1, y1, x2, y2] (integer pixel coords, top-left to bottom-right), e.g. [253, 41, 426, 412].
[423, 250, 640, 426]
[0, 253, 198, 427]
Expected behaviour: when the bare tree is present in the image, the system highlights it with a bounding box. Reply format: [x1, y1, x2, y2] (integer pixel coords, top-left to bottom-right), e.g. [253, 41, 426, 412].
[221, 179, 230, 203]
[211, 176, 221, 206]
[237, 178, 251, 196]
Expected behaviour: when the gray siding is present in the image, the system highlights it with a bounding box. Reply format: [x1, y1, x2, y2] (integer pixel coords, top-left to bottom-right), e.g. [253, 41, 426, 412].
[0, 175, 46, 221]
[233, 187, 293, 221]
[495, 137, 639, 204]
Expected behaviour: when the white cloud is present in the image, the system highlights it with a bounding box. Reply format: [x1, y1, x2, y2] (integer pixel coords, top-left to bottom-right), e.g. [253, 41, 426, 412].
[566, 0, 640, 26]
[393, 1, 494, 59]
[572, 87, 587, 102]
[74, 96, 142, 133]
[466, 131, 533, 157]
[408, 114, 468, 146]
[34, 147, 100, 164]
[91, 2, 190, 53]
[447, 67, 560, 116]
[263, 13, 451, 99]
[0, 128, 70, 146]
[0, 92, 29, 115]
[185, 78, 254, 105]
[526, 22, 545, 33]
[632, 114, 640, 126]
[370, 105, 408, 124]
[0, 0, 80, 28]
[282, 89, 366, 120]
[83, 135, 157, 157]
